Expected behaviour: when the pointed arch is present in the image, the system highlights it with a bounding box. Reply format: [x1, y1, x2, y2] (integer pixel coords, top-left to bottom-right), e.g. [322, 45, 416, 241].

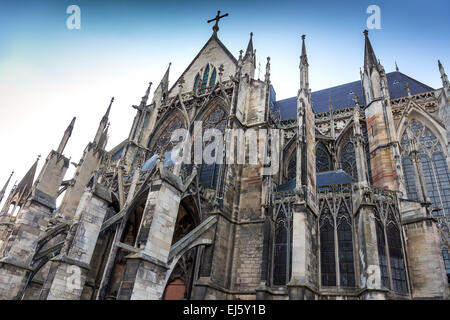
[282, 134, 297, 181]
[338, 130, 357, 179]
[193, 73, 201, 92]
[337, 201, 355, 287]
[386, 221, 408, 294]
[201, 64, 210, 89]
[148, 112, 186, 154]
[373, 209, 390, 288]
[188, 99, 229, 189]
[400, 118, 450, 218]
[209, 68, 217, 86]
[397, 105, 447, 156]
[316, 142, 332, 173]
[273, 211, 289, 285]
[319, 200, 336, 286]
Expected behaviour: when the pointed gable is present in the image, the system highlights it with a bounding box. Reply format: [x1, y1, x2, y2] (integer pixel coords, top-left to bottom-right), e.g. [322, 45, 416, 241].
[168, 35, 238, 97]
[10, 158, 38, 201]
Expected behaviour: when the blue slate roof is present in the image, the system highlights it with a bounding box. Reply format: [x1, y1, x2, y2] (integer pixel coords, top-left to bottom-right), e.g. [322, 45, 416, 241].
[111, 147, 124, 159]
[316, 169, 354, 186]
[277, 177, 297, 192]
[273, 71, 434, 119]
[276, 169, 355, 192]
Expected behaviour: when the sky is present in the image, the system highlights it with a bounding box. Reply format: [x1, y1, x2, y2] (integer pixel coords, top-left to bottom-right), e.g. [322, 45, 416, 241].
[0, 0, 449, 205]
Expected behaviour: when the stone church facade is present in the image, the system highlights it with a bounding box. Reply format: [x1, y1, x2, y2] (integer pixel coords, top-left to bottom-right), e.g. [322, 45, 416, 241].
[0, 18, 449, 300]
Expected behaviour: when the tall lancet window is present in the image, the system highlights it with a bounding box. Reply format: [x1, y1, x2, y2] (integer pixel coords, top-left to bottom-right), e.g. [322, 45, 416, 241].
[273, 211, 290, 285]
[400, 136, 419, 201]
[337, 202, 355, 287]
[339, 133, 357, 179]
[374, 209, 390, 288]
[400, 119, 450, 276]
[286, 153, 296, 181]
[209, 68, 217, 86]
[386, 207, 408, 294]
[193, 74, 201, 92]
[316, 142, 332, 172]
[193, 64, 217, 93]
[319, 193, 355, 288]
[319, 201, 336, 286]
[197, 106, 227, 188]
[374, 200, 408, 294]
[201, 64, 210, 89]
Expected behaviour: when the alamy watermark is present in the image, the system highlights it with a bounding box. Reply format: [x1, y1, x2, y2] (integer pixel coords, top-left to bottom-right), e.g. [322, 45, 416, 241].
[66, 5, 81, 30]
[166, 123, 280, 176]
[366, 5, 381, 30]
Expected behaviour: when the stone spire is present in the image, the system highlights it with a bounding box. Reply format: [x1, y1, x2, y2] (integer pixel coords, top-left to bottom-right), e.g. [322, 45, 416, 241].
[241, 33, 256, 79]
[244, 32, 254, 62]
[438, 59, 449, 89]
[9, 156, 40, 206]
[152, 63, 171, 103]
[0, 171, 13, 205]
[94, 97, 114, 145]
[140, 82, 153, 107]
[395, 61, 399, 72]
[102, 97, 113, 123]
[264, 57, 271, 83]
[56, 117, 76, 154]
[363, 30, 380, 73]
[300, 35, 309, 91]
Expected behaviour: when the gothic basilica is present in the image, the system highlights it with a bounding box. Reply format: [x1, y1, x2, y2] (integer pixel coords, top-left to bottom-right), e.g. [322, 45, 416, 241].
[0, 15, 449, 300]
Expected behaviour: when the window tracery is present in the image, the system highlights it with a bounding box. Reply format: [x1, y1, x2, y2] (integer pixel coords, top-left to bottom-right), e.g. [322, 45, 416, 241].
[373, 199, 408, 294]
[151, 116, 185, 155]
[319, 193, 355, 288]
[193, 64, 217, 93]
[316, 142, 332, 173]
[320, 202, 336, 286]
[400, 119, 450, 276]
[273, 212, 289, 285]
[339, 133, 357, 179]
[197, 106, 227, 188]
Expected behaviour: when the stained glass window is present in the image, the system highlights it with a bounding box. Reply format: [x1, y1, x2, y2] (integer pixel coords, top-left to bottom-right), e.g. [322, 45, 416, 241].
[316, 143, 332, 173]
[320, 202, 336, 286]
[198, 107, 227, 188]
[152, 116, 184, 154]
[287, 155, 296, 181]
[386, 217, 408, 294]
[374, 209, 390, 288]
[340, 133, 357, 179]
[201, 65, 210, 89]
[400, 119, 450, 277]
[273, 216, 288, 285]
[193, 74, 200, 92]
[209, 68, 217, 86]
[337, 203, 355, 287]
[319, 195, 356, 288]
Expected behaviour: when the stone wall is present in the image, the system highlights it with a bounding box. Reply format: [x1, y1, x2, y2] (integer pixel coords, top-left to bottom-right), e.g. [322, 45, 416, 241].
[404, 217, 448, 299]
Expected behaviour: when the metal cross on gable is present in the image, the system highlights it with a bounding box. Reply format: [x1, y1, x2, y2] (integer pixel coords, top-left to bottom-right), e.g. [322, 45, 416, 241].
[207, 10, 229, 35]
